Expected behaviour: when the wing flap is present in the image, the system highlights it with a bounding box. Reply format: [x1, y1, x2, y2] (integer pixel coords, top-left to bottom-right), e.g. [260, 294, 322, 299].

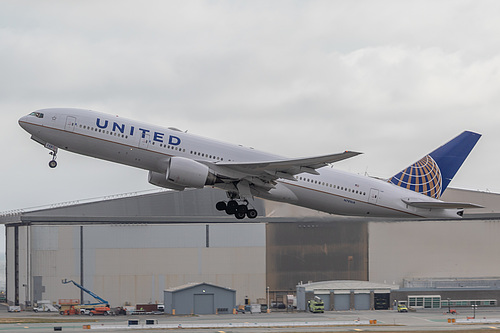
[202, 150, 361, 195]
[402, 199, 483, 209]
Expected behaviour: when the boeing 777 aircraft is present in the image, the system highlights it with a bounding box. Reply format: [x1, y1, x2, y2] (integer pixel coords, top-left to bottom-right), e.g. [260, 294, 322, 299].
[19, 108, 482, 219]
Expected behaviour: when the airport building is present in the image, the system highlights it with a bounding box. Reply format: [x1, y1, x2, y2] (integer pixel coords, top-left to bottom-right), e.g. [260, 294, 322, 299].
[2, 187, 500, 312]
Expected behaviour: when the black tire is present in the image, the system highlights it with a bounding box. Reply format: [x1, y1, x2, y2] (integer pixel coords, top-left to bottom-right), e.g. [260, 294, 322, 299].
[235, 211, 246, 219]
[225, 206, 237, 215]
[88, 312, 94, 316]
[215, 201, 227, 211]
[227, 200, 238, 208]
[59, 311, 64, 315]
[237, 204, 248, 213]
[246, 209, 258, 219]
[49, 160, 57, 168]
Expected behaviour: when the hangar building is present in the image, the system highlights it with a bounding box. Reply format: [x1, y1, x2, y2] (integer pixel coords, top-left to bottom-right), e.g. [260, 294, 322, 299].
[164, 282, 236, 315]
[2, 187, 500, 311]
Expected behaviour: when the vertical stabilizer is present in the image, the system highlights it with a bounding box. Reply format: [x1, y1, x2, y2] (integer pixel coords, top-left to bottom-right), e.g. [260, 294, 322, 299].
[388, 131, 481, 199]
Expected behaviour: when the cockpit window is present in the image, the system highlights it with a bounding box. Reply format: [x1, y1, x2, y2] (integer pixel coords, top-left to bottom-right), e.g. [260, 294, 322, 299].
[29, 112, 44, 118]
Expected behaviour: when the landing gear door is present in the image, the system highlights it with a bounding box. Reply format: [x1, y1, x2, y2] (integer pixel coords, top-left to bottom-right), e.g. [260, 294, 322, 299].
[369, 188, 379, 204]
[65, 116, 76, 132]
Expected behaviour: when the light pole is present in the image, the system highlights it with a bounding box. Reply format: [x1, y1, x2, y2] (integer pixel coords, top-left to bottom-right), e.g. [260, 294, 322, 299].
[447, 298, 451, 314]
[267, 286, 270, 313]
[472, 304, 477, 319]
[22, 283, 29, 309]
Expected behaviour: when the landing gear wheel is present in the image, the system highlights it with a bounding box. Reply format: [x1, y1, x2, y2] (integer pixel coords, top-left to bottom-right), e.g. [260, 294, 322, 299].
[235, 211, 246, 219]
[49, 160, 57, 168]
[215, 201, 227, 211]
[246, 209, 258, 219]
[237, 204, 248, 213]
[225, 206, 237, 215]
[227, 200, 238, 208]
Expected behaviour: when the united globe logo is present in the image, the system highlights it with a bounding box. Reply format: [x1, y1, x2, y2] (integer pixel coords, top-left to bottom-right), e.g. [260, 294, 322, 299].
[389, 155, 443, 199]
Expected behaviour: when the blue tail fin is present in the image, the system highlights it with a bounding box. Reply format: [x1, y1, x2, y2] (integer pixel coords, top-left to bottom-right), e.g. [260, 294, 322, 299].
[388, 131, 481, 199]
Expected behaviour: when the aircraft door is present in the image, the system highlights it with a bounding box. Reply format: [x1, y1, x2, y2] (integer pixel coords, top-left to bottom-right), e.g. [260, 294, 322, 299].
[65, 116, 76, 132]
[369, 188, 379, 204]
[139, 133, 150, 149]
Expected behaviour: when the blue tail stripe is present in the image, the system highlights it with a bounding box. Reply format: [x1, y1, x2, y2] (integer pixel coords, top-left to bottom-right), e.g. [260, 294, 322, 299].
[429, 131, 481, 194]
[389, 131, 481, 199]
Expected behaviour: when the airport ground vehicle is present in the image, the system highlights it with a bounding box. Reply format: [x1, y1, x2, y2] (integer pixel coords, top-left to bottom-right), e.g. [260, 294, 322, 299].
[88, 306, 111, 316]
[60, 305, 79, 315]
[397, 304, 408, 312]
[33, 300, 59, 312]
[308, 297, 325, 313]
[60, 279, 109, 315]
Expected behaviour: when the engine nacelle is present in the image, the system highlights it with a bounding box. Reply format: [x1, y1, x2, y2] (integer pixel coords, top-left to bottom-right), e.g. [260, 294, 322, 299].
[148, 157, 216, 191]
[167, 156, 216, 188]
[148, 170, 186, 191]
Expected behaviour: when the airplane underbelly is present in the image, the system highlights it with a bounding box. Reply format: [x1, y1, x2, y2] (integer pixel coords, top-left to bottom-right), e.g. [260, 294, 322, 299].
[277, 183, 413, 218]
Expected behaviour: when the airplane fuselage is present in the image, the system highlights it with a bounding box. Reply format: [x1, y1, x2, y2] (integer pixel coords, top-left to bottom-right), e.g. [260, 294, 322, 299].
[19, 108, 462, 219]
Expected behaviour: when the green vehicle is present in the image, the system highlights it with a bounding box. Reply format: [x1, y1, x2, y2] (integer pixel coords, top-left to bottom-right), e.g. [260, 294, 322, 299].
[308, 296, 325, 313]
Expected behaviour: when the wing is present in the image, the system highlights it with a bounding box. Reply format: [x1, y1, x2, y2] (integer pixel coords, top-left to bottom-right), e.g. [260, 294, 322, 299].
[402, 199, 483, 209]
[204, 151, 362, 194]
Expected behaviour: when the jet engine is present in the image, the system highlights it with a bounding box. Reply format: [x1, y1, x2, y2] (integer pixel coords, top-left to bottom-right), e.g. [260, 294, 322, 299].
[148, 157, 217, 190]
[148, 170, 186, 191]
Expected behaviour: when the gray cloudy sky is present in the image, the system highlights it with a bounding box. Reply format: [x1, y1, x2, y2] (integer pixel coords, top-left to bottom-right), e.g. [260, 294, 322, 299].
[2, 0, 500, 222]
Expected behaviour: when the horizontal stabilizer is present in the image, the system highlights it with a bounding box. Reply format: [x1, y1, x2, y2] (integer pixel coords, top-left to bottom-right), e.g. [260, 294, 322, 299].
[402, 199, 483, 209]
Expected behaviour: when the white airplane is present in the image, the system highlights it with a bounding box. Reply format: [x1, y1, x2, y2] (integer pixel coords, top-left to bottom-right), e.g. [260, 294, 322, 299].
[19, 108, 482, 219]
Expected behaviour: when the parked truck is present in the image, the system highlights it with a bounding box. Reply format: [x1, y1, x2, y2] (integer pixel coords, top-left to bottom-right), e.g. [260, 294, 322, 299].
[88, 306, 111, 316]
[33, 300, 59, 312]
[308, 296, 325, 313]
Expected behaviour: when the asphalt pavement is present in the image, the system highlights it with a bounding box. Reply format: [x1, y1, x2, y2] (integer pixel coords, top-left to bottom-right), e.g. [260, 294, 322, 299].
[1, 305, 500, 332]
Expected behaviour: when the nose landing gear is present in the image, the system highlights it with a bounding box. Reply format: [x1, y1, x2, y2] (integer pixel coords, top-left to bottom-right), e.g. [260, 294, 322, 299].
[49, 152, 57, 168]
[44, 143, 59, 168]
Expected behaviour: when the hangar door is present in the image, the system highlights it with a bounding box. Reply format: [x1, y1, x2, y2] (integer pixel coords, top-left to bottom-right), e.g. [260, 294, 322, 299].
[316, 294, 330, 311]
[194, 294, 215, 314]
[374, 293, 390, 310]
[334, 294, 350, 311]
[354, 294, 370, 310]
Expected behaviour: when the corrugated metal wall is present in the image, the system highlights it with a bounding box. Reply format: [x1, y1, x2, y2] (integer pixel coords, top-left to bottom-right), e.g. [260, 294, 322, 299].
[165, 284, 235, 315]
[23, 223, 265, 307]
[369, 220, 500, 285]
[266, 220, 369, 291]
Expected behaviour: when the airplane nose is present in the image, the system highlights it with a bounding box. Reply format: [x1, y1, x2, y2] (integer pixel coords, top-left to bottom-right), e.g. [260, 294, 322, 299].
[18, 115, 29, 131]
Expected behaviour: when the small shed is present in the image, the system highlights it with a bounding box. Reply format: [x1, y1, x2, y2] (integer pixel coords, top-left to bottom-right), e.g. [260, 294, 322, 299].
[164, 282, 236, 315]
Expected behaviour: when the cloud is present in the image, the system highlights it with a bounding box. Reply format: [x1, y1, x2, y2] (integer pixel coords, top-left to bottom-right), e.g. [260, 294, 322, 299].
[2, 0, 500, 220]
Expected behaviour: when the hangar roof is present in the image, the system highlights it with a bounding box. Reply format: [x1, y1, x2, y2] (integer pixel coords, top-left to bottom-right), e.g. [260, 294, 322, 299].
[2, 187, 500, 225]
[297, 280, 399, 291]
[165, 282, 235, 293]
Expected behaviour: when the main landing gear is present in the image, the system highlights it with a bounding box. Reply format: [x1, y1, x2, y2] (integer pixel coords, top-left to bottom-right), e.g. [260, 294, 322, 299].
[216, 200, 258, 220]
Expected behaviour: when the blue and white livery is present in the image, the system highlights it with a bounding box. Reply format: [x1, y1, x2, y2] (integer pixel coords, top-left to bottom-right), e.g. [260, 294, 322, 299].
[19, 108, 482, 219]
